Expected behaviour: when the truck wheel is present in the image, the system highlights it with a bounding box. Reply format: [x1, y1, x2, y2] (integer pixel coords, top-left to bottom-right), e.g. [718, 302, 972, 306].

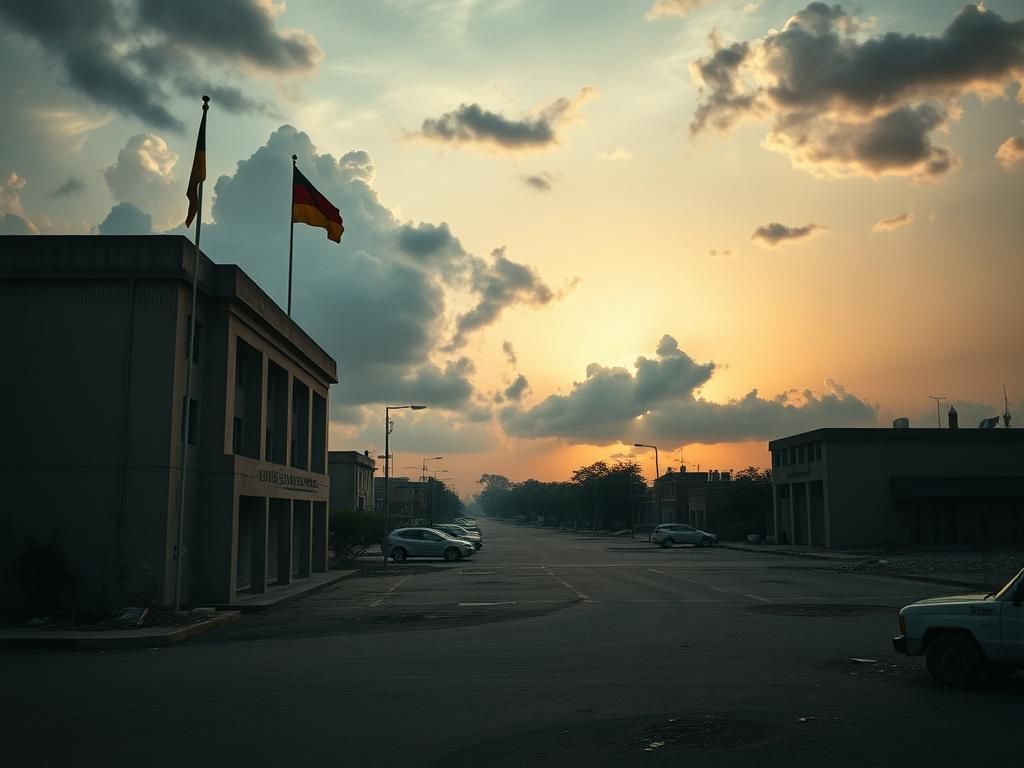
[925, 633, 982, 688]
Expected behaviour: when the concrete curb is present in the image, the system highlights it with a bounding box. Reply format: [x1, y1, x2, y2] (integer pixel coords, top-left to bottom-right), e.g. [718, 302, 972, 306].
[217, 569, 360, 612]
[721, 543, 869, 561]
[0, 611, 241, 651]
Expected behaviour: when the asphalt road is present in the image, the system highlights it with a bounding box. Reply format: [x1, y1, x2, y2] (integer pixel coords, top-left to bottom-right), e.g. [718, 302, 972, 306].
[3, 521, 1020, 767]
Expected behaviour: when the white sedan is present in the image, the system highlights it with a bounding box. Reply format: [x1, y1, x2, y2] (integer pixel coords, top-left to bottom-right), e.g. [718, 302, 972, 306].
[652, 524, 718, 548]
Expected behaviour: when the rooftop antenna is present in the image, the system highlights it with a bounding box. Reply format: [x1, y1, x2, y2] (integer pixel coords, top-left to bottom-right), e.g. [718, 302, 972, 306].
[1004, 385, 1013, 429]
[928, 395, 946, 428]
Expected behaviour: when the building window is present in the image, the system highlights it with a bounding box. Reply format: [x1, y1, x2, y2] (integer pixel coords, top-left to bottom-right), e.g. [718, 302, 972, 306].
[181, 397, 199, 446]
[798, 445, 806, 464]
[233, 339, 262, 458]
[814, 442, 822, 461]
[265, 361, 288, 465]
[311, 393, 327, 474]
[291, 379, 310, 470]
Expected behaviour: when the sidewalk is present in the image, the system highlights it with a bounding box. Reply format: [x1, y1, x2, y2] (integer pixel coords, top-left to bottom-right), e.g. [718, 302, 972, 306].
[212, 569, 358, 612]
[721, 542, 871, 561]
[0, 610, 240, 651]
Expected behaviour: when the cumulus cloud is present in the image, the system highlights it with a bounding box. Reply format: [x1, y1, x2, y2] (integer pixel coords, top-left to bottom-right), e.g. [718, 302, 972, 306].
[522, 173, 555, 191]
[689, 3, 1024, 179]
[501, 335, 877, 445]
[414, 87, 594, 152]
[502, 341, 518, 366]
[192, 124, 559, 425]
[646, 0, 709, 19]
[751, 222, 824, 247]
[0, 0, 319, 130]
[871, 212, 913, 233]
[51, 176, 86, 198]
[97, 202, 153, 235]
[103, 133, 181, 228]
[0, 171, 39, 234]
[504, 374, 531, 402]
[996, 134, 1024, 168]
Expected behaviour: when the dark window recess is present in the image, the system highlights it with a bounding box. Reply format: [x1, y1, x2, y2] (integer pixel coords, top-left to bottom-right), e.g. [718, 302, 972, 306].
[185, 316, 205, 364]
[265, 361, 288, 465]
[311, 393, 327, 474]
[291, 379, 310, 470]
[181, 397, 200, 446]
[234, 339, 262, 458]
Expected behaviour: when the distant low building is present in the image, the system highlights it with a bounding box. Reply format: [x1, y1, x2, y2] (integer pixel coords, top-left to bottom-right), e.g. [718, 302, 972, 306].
[328, 451, 376, 513]
[687, 479, 769, 540]
[653, 469, 712, 523]
[1, 235, 337, 611]
[768, 428, 1024, 549]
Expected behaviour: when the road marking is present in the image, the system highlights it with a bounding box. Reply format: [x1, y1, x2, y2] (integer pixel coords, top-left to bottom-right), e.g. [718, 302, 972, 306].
[458, 601, 517, 607]
[647, 567, 746, 598]
[745, 594, 772, 603]
[369, 575, 414, 607]
[542, 566, 592, 602]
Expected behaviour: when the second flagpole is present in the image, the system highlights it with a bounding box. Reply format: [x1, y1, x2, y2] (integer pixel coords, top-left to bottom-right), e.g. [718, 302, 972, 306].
[287, 153, 296, 317]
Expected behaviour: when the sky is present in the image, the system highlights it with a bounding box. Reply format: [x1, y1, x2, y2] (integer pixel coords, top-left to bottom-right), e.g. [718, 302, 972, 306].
[2, 0, 1022, 499]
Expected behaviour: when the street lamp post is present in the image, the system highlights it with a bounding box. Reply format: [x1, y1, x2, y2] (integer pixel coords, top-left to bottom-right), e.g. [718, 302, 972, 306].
[634, 443, 662, 526]
[421, 455, 444, 482]
[384, 404, 426, 561]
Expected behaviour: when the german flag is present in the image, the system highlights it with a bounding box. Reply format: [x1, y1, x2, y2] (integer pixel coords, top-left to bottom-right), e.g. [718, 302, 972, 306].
[292, 166, 344, 243]
[184, 98, 208, 227]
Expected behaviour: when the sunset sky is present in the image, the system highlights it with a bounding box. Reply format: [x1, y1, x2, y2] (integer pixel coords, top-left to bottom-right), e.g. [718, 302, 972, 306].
[2, 0, 1022, 498]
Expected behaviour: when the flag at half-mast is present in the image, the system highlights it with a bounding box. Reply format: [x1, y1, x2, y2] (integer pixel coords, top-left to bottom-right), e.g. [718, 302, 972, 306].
[292, 165, 344, 243]
[184, 101, 207, 227]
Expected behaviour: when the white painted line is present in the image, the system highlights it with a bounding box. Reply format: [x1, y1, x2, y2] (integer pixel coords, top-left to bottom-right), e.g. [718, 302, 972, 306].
[745, 594, 772, 603]
[647, 568, 742, 598]
[542, 566, 592, 602]
[458, 601, 517, 607]
[369, 574, 414, 607]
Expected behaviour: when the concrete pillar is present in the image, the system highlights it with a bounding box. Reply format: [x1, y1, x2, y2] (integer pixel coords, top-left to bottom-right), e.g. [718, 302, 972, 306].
[771, 482, 780, 542]
[277, 499, 293, 586]
[251, 497, 269, 594]
[822, 477, 832, 548]
[295, 501, 312, 578]
[806, 481, 814, 547]
[312, 501, 328, 573]
[259, 354, 269, 461]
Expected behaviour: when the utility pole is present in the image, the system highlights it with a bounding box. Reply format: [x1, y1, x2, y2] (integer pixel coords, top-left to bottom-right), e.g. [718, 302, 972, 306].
[928, 395, 946, 428]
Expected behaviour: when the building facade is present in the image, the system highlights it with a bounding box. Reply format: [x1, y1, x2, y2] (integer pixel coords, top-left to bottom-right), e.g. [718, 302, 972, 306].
[1, 235, 337, 611]
[769, 428, 1024, 549]
[328, 450, 376, 513]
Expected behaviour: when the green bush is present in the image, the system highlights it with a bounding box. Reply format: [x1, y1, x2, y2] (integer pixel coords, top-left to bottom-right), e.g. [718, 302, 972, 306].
[330, 510, 385, 552]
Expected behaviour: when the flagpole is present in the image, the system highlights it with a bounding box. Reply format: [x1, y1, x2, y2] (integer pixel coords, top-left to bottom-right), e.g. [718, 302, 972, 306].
[174, 95, 209, 613]
[288, 154, 296, 317]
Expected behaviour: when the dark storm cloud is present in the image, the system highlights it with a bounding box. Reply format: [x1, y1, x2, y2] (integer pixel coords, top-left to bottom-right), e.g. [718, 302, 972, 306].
[416, 88, 594, 151]
[0, 0, 319, 130]
[51, 175, 86, 198]
[504, 375, 531, 402]
[503, 341, 518, 366]
[522, 173, 554, 191]
[689, 3, 1024, 178]
[98, 202, 153, 234]
[445, 247, 555, 351]
[500, 336, 877, 445]
[194, 125, 559, 423]
[751, 222, 823, 247]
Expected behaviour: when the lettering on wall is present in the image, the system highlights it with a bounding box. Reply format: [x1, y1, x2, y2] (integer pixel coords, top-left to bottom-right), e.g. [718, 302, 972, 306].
[258, 469, 319, 492]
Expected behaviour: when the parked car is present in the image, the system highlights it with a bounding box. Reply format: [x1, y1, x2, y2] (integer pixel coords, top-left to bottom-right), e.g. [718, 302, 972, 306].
[435, 524, 483, 549]
[453, 520, 482, 534]
[651, 523, 718, 548]
[386, 527, 475, 562]
[893, 565, 1024, 687]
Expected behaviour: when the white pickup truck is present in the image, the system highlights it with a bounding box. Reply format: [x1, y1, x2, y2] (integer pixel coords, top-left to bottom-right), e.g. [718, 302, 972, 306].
[893, 566, 1024, 687]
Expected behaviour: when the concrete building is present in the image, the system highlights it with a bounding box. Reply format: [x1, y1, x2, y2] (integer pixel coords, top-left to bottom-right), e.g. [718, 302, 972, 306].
[328, 450, 376, 513]
[769, 428, 1024, 549]
[687, 479, 770, 540]
[653, 469, 716, 523]
[0, 235, 337, 611]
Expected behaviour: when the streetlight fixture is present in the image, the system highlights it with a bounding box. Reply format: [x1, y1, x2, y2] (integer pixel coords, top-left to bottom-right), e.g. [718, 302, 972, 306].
[634, 443, 663, 526]
[384, 404, 426, 560]
[421, 455, 444, 482]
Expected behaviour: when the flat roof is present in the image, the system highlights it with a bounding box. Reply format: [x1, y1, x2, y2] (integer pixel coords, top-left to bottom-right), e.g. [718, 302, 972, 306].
[0, 235, 337, 383]
[328, 450, 376, 468]
[770, 427, 1023, 451]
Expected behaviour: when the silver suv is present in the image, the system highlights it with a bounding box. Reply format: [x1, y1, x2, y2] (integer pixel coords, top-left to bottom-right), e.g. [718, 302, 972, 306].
[651, 523, 718, 548]
[386, 527, 475, 562]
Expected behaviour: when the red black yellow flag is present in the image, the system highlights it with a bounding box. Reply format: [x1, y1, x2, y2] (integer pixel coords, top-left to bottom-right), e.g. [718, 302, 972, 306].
[184, 98, 208, 227]
[292, 165, 344, 243]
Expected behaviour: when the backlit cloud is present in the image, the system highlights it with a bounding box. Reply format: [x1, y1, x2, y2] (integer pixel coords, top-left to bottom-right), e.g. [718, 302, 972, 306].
[751, 222, 824, 247]
[646, 0, 709, 20]
[996, 135, 1024, 168]
[414, 87, 594, 152]
[689, 3, 1024, 179]
[0, 171, 39, 234]
[501, 335, 877, 445]
[104, 133, 181, 228]
[872, 212, 913, 233]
